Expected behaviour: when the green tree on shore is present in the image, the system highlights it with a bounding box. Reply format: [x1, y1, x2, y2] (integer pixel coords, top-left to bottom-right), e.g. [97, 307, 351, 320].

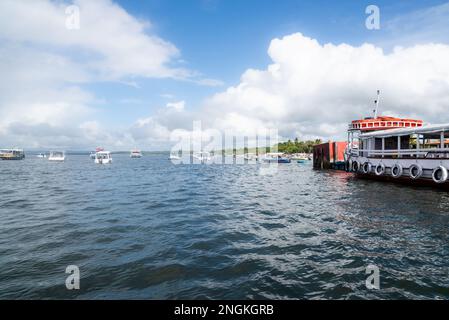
[276, 138, 322, 154]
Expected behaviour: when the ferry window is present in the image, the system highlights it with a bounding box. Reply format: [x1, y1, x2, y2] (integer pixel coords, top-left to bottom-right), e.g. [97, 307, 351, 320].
[384, 137, 398, 150]
[375, 138, 382, 150]
[400, 136, 410, 150]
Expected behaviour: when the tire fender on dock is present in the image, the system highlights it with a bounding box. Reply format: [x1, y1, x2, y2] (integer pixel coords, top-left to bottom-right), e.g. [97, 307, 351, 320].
[432, 166, 448, 184]
[409, 164, 423, 179]
[391, 163, 403, 178]
[352, 160, 360, 172]
[375, 163, 385, 176]
[362, 162, 372, 174]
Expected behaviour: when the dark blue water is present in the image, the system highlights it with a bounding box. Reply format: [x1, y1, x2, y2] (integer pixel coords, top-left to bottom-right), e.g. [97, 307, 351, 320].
[0, 154, 448, 299]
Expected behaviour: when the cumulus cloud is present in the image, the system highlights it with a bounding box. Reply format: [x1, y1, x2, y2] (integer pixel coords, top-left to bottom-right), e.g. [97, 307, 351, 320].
[0, 0, 184, 80]
[198, 33, 449, 141]
[1, 1, 449, 150]
[0, 0, 219, 149]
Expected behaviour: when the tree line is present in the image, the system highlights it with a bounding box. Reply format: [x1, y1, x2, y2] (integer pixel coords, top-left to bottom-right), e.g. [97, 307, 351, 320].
[276, 138, 322, 154]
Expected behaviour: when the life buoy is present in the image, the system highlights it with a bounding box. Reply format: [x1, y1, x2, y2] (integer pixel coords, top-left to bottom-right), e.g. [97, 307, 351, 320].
[391, 163, 403, 178]
[362, 162, 372, 174]
[409, 164, 423, 179]
[432, 166, 448, 184]
[352, 160, 360, 172]
[375, 163, 385, 176]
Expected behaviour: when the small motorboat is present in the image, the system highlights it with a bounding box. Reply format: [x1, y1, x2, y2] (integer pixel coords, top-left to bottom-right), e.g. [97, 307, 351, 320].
[169, 153, 181, 160]
[37, 153, 47, 158]
[89, 152, 96, 159]
[262, 153, 291, 163]
[243, 153, 258, 161]
[193, 151, 211, 163]
[95, 151, 112, 164]
[130, 149, 143, 158]
[48, 151, 65, 162]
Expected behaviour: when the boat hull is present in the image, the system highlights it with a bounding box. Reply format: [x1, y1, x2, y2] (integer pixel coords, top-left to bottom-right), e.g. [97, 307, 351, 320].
[95, 159, 112, 164]
[354, 172, 449, 189]
[349, 155, 449, 189]
[263, 158, 291, 163]
[0, 155, 25, 160]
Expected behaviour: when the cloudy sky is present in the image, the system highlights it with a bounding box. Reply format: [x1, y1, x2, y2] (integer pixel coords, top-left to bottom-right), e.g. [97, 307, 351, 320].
[1, 0, 449, 150]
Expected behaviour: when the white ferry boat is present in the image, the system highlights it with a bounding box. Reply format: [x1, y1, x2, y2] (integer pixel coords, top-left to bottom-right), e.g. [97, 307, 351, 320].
[346, 92, 449, 187]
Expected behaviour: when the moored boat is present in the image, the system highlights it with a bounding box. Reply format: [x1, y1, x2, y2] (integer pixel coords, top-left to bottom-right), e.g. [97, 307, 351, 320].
[262, 152, 291, 163]
[0, 148, 25, 160]
[169, 153, 181, 161]
[48, 151, 66, 162]
[130, 149, 142, 158]
[345, 91, 449, 187]
[193, 151, 211, 163]
[95, 151, 112, 164]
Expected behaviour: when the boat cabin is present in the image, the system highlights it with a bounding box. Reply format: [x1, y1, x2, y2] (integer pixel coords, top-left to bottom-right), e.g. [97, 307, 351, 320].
[355, 124, 449, 159]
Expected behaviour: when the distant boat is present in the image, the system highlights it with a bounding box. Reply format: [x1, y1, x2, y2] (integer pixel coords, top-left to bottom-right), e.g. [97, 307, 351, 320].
[0, 148, 25, 160]
[262, 152, 291, 163]
[193, 151, 211, 163]
[95, 151, 112, 164]
[243, 153, 258, 161]
[130, 149, 142, 158]
[169, 153, 181, 160]
[37, 153, 47, 158]
[48, 151, 65, 162]
[89, 152, 96, 159]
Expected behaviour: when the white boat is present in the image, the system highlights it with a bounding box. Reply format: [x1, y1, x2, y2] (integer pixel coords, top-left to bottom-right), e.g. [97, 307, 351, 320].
[193, 151, 211, 163]
[89, 152, 96, 159]
[48, 151, 65, 162]
[95, 151, 112, 164]
[345, 90, 449, 187]
[262, 152, 291, 163]
[130, 149, 142, 158]
[37, 153, 47, 158]
[243, 153, 258, 161]
[169, 153, 181, 160]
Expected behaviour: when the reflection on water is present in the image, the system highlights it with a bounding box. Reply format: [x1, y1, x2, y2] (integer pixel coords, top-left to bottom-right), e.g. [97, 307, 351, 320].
[0, 154, 448, 299]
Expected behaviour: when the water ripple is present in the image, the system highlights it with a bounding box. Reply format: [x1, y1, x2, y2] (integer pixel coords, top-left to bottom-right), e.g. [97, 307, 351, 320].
[0, 154, 449, 299]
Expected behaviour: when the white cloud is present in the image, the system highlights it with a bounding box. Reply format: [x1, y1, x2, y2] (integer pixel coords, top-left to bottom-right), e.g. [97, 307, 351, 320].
[199, 33, 449, 141]
[0, 0, 219, 149]
[70, 32, 449, 150]
[0, 0, 184, 80]
[1, 1, 449, 150]
[166, 101, 185, 112]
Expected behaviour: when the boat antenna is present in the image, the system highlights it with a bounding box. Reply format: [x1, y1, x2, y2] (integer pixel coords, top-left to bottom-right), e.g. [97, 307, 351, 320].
[373, 90, 380, 118]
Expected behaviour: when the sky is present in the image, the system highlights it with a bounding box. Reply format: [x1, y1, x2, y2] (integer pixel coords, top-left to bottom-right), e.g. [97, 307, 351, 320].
[0, 0, 449, 150]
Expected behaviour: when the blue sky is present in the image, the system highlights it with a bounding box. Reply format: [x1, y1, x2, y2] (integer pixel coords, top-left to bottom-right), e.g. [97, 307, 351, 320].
[1, 0, 449, 150]
[95, 0, 449, 124]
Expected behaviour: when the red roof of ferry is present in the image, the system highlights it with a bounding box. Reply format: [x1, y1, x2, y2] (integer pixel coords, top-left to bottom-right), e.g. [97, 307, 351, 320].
[350, 116, 423, 132]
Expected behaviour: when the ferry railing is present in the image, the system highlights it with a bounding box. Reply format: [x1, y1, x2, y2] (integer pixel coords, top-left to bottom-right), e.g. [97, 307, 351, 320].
[351, 148, 449, 158]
